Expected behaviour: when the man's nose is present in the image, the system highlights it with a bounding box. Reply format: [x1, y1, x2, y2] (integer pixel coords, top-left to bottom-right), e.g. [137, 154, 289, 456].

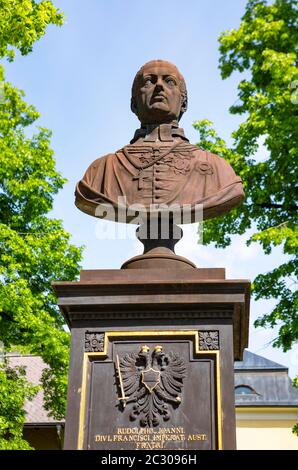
[155, 77, 164, 91]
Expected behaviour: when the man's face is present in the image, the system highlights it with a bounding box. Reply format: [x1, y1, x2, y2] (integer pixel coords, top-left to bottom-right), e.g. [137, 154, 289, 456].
[133, 63, 183, 125]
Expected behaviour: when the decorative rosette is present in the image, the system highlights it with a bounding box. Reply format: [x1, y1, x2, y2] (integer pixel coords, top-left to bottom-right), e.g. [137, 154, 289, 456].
[195, 161, 213, 175]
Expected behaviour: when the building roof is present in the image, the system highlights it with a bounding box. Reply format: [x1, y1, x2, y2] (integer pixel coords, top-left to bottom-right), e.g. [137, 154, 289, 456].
[7, 349, 298, 424]
[234, 350, 298, 407]
[235, 349, 288, 371]
[7, 353, 63, 424]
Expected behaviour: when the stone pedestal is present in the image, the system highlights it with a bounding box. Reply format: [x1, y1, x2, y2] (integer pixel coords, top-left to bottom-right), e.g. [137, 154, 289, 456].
[53, 268, 250, 450]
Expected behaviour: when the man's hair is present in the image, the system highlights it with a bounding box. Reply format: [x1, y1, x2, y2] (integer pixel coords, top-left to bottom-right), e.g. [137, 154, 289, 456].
[131, 59, 188, 121]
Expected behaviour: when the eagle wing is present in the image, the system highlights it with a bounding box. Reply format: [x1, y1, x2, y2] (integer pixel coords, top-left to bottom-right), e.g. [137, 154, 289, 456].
[157, 352, 186, 403]
[119, 353, 141, 400]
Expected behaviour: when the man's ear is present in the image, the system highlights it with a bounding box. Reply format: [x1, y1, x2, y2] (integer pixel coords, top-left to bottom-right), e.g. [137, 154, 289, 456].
[180, 94, 188, 114]
[131, 97, 138, 115]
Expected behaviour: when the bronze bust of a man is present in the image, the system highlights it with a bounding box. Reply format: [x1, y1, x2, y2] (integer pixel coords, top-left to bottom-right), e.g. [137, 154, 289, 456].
[75, 60, 244, 223]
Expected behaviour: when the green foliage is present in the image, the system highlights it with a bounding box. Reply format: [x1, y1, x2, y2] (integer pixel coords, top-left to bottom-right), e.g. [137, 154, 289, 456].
[0, 69, 83, 426]
[293, 375, 298, 435]
[0, 0, 83, 449]
[193, 119, 251, 248]
[0, 358, 38, 449]
[194, 0, 297, 428]
[0, 0, 64, 61]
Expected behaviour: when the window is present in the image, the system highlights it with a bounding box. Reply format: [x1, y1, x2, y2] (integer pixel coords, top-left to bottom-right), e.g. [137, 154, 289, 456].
[235, 385, 256, 395]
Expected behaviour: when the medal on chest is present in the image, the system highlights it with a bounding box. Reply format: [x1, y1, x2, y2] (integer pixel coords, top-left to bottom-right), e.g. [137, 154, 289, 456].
[123, 143, 195, 190]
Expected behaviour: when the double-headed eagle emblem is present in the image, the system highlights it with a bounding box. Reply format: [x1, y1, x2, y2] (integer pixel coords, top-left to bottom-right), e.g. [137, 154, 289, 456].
[116, 345, 187, 427]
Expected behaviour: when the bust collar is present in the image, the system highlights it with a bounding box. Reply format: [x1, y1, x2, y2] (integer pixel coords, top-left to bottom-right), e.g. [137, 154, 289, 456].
[130, 121, 189, 144]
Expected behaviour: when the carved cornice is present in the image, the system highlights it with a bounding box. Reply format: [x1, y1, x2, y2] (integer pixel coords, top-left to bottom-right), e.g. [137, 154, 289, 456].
[71, 310, 233, 322]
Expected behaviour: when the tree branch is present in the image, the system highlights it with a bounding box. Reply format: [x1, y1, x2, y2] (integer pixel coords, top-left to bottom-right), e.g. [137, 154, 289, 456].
[257, 203, 297, 211]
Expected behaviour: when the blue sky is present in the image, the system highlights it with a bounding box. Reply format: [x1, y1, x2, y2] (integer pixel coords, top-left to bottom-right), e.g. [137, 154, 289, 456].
[3, 0, 297, 376]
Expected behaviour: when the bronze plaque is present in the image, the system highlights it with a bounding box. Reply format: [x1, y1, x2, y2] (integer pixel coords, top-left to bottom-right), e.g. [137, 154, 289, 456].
[79, 331, 221, 450]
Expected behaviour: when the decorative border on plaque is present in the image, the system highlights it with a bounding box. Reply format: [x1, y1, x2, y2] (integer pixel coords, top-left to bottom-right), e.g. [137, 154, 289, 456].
[198, 331, 219, 350]
[78, 330, 222, 451]
[85, 332, 105, 352]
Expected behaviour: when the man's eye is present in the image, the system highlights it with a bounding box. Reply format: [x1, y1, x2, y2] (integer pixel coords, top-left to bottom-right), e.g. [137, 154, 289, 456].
[144, 78, 153, 86]
[166, 78, 176, 86]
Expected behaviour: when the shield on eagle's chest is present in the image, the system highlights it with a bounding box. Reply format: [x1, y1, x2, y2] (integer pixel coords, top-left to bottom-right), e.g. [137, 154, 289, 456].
[141, 368, 161, 393]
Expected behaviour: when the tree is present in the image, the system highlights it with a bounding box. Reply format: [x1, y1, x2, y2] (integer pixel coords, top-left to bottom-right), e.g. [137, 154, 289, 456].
[0, 0, 64, 61]
[0, 1, 83, 449]
[0, 358, 38, 450]
[194, 0, 297, 387]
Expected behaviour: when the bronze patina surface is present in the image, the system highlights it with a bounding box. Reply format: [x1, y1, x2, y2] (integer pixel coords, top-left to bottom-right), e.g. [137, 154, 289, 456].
[55, 61, 250, 450]
[53, 268, 250, 450]
[75, 60, 244, 223]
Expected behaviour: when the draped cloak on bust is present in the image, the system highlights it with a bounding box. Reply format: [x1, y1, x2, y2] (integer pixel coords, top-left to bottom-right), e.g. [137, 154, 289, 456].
[75, 123, 244, 223]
